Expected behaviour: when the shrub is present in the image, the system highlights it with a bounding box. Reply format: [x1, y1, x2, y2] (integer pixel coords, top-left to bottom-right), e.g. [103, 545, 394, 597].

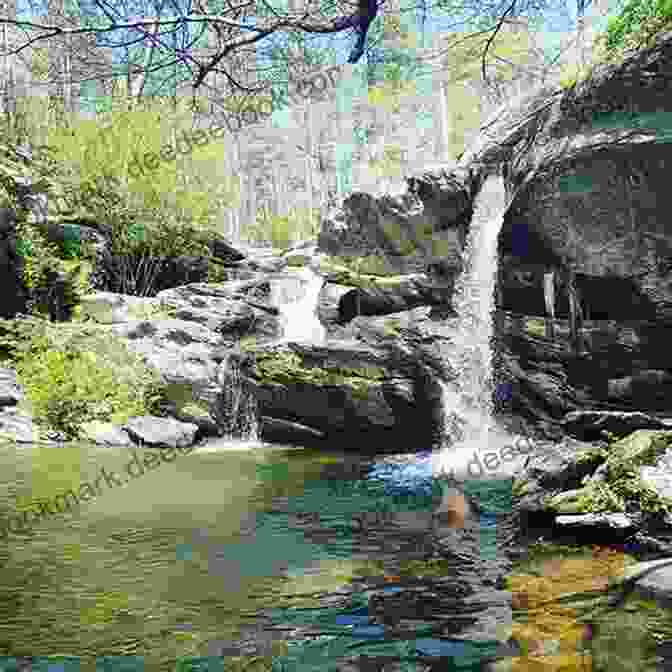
[6, 317, 164, 438]
[14, 219, 94, 318]
[39, 96, 238, 295]
[604, 0, 672, 54]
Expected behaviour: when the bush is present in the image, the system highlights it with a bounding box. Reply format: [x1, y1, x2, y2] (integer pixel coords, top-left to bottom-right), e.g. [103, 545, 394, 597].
[14, 219, 94, 318]
[40, 96, 238, 295]
[4, 317, 164, 438]
[604, 0, 672, 53]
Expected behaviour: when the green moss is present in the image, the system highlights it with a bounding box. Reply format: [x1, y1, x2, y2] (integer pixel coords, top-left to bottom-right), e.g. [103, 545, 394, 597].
[126, 300, 174, 321]
[574, 445, 609, 466]
[180, 402, 212, 419]
[525, 318, 547, 338]
[547, 433, 672, 515]
[252, 351, 386, 399]
[605, 430, 672, 480]
[382, 318, 402, 337]
[512, 477, 532, 498]
[316, 255, 401, 281]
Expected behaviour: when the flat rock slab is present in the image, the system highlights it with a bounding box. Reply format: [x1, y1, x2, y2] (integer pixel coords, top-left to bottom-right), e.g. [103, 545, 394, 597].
[123, 416, 199, 448]
[259, 416, 326, 445]
[79, 420, 133, 447]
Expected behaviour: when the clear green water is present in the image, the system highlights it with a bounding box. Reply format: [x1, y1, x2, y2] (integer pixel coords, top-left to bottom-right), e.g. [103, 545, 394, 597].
[0, 438, 670, 672]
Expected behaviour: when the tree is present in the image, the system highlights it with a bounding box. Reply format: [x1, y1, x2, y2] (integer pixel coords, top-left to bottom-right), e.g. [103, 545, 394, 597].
[0, 0, 607, 104]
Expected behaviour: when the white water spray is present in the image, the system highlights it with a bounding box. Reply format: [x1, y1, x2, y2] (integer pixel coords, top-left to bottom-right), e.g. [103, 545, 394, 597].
[434, 173, 514, 481]
[273, 267, 327, 344]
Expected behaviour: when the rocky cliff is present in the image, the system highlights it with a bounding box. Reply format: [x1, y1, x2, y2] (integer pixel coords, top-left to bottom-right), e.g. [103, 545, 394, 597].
[317, 30, 672, 438]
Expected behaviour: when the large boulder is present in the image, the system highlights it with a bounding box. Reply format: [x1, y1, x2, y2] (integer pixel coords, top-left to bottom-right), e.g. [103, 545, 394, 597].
[317, 168, 474, 279]
[155, 281, 281, 343]
[459, 31, 672, 325]
[233, 338, 444, 451]
[317, 273, 454, 326]
[562, 410, 671, 441]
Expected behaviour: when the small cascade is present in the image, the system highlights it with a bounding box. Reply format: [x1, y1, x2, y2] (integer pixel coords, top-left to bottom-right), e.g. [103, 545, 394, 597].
[217, 351, 259, 441]
[213, 265, 326, 445]
[434, 173, 511, 481]
[272, 267, 326, 344]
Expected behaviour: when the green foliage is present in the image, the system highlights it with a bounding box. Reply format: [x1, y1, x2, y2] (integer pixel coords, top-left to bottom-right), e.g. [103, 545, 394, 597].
[14, 219, 94, 317]
[439, 24, 540, 158]
[37, 96, 237, 295]
[604, 0, 672, 53]
[8, 318, 164, 438]
[560, 432, 672, 515]
[243, 207, 319, 248]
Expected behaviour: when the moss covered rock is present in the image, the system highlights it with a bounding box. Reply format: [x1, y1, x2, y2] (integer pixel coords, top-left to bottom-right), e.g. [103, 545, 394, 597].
[236, 341, 441, 451]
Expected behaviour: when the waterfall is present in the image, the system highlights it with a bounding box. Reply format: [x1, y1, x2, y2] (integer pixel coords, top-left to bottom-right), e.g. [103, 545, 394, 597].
[434, 173, 512, 481]
[214, 265, 326, 445]
[217, 351, 259, 441]
[272, 267, 326, 344]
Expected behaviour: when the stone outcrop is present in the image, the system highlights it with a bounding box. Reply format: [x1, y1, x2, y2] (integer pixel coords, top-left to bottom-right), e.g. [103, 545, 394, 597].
[317, 274, 454, 327]
[492, 311, 672, 439]
[459, 31, 672, 327]
[234, 337, 445, 451]
[317, 168, 473, 280]
[514, 429, 672, 543]
[314, 32, 672, 435]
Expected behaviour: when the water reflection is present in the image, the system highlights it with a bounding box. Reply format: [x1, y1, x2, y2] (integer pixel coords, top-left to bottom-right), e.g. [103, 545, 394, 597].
[0, 440, 669, 671]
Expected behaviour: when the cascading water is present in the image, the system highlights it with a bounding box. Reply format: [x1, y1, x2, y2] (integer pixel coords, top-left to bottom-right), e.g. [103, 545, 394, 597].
[434, 173, 513, 481]
[217, 350, 260, 443]
[214, 265, 326, 445]
[272, 267, 327, 344]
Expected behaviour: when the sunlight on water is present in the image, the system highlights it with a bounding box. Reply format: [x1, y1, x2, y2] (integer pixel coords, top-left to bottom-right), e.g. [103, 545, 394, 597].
[435, 173, 511, 482]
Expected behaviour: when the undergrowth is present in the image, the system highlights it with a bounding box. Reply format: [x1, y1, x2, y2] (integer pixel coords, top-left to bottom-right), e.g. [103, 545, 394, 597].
[0, 316, 164, 438]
